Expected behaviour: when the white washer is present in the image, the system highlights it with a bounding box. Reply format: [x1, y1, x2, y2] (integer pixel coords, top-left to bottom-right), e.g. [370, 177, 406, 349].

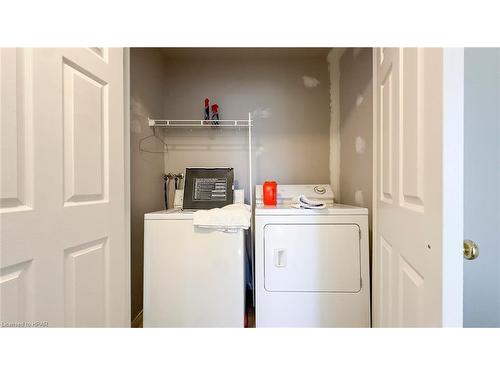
[143, 209, 245, 327]
[254, 185, 370, 327]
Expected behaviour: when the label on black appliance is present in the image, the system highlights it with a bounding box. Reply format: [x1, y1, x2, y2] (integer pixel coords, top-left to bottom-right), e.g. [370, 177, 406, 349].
[192, 178, 227, 201]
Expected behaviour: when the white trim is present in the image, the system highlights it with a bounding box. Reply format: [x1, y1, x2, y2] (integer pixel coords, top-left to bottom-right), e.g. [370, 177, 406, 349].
[441, 48, 464, 327]
[123, 47, 132, 327]
[248, 112, 253, 207]
[371, 48, 379, 328]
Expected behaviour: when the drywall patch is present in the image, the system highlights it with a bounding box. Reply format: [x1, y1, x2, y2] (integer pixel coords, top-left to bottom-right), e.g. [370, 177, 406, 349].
[252, 107, 272, 119]
[302, 75, 320, 88]
[354, 190, 364, 206]
[327, 48, 345, 200]
[353, 48, 363, 59]
[356, 94, 364, 107]
[255, 145, 264, 156]
[130, 96, 147, 134]
[355, 136, 367, 154]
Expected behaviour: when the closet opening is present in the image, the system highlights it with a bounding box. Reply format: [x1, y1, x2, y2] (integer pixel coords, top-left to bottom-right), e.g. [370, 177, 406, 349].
[129, 48, 373, 327]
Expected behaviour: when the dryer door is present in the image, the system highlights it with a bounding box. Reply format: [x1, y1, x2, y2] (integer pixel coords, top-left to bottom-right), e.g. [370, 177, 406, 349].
[264, 223, 361, 292]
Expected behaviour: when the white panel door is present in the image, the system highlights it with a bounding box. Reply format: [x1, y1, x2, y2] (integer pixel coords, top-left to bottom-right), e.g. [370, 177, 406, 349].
[0, 48, 129, 327]
[373, 48, 463, 327]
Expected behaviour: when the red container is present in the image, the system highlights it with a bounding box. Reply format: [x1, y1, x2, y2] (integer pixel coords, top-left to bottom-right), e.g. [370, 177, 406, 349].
[263, 181, 277, 206]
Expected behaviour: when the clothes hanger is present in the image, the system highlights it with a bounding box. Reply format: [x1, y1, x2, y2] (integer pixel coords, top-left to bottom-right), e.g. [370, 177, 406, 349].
[139, 126, 169, 154]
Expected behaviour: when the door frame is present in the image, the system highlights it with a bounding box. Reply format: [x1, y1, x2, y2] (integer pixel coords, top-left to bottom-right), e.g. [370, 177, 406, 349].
[441, 48, 464, 327]
[123, 47, 131, 326]
[371, 48, 464, 327]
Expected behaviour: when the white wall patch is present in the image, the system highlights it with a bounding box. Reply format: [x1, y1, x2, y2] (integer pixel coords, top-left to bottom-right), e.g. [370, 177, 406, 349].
[355, 136, 367, 154]
[356, 94, 364, 107]
[252, 107, 272, 119]
[327, 48, 346, 201]
[302, 75, 320, 88]
[354, 190, 364, 206]
[352, 48, 363, 59]
[130, 97, 147, 134]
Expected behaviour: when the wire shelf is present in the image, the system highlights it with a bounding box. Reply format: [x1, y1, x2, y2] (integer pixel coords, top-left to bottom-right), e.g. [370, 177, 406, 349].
[145, 112, 253, 208]
[148, 119, 253, 128]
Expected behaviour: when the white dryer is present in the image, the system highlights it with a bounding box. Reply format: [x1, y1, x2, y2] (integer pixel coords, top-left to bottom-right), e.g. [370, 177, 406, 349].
[254, 185, 370, 327]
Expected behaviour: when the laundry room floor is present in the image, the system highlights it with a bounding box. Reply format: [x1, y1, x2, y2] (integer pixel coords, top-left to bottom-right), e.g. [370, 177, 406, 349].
[132, 312, 143, 328]
[132, 309, 254, 328]
[246, 307, 255, 328]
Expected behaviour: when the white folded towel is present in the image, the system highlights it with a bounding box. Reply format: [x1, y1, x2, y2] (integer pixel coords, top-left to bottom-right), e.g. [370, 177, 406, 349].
[291, 194, 326, 210]
[193, 203, 251, 231]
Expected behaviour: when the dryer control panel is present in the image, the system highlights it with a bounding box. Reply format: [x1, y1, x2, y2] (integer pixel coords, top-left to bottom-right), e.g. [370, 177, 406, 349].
[255, 184, 334, 206]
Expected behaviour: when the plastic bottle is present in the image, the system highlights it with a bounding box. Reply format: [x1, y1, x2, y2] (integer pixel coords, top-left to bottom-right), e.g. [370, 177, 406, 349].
[204, 98, 210, 121]
[263, 181, 277, 206]
[211, 104, 219, 125]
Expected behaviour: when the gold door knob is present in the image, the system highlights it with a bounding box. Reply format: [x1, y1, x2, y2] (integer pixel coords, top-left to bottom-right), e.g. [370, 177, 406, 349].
[463, 239, 479, 260]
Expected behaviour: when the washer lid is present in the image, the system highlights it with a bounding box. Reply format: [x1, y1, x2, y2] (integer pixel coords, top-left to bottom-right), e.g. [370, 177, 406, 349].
[144, 209, 194, 220]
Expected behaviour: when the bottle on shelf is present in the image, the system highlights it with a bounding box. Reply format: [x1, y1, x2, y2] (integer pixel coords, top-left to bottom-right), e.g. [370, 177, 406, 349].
[204, 98, 210, 122]
[211, 104, 219, 125]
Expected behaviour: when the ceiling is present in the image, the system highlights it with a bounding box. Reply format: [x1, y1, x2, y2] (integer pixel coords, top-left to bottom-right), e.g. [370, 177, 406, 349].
[156, 47, 335, 60]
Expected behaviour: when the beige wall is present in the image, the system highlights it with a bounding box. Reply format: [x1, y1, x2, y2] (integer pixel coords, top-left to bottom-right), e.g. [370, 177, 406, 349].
[339, 48, 373, 226]
[160, 49, 331, 204]
[130, 48, 166, 321]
